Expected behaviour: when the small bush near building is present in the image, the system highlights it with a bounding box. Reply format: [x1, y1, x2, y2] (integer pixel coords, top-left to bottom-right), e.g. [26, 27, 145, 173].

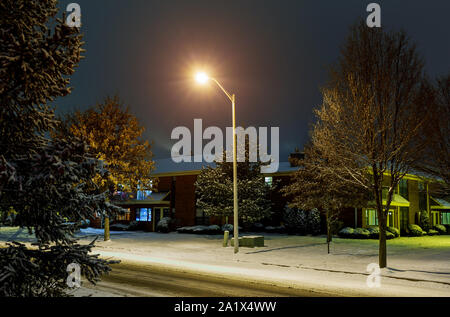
[264, 225, 286, 233]
[366, 226, 380, 239]
[109, 223, 129, 231]
[407, 224, 425, 237]
[419, 211, 431, 232]
[385, 231, 395, 240]
[338, 227, 354, 238]
[282, 207, 321, 235]
[445, 225, 450, 234]
[434, 224, 446, 235]
[156, 217, 172, 233]
[282, 207, 308, 234]
[353, 228, 370, 239]
[177, 225, 220, 234]
[339, 226, 397, 240]
[222, 224, 234, 232]
[127, 221, 139, 231]
[207, 225, 221, 234]
[387, 227, 400, 238]
[307, 209, 321, 235]
[427, 229, 439, 236]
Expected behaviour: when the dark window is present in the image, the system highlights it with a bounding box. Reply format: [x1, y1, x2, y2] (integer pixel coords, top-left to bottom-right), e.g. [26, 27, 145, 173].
[195, 209, 210, 225]
[418, 182, 427, 211]
[399, 179, 408, 200]
[400, 207, 409, 231]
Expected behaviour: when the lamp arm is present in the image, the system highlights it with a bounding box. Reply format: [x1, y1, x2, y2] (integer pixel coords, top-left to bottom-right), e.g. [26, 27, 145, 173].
[211, 78, 234, 102]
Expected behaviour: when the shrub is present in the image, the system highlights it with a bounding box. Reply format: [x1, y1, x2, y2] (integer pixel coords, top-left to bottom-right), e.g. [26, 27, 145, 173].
[331, 220, 345, 235]
[222, 224, 234, 232]
[109, 223, 129, 231]
[427, 229, 439, 236]
[353, 228, 370, 239]
[434, 224, 447, 235]
[419, 211, 431, 232]
[307, 209, 321, 235]
[338, 227, 354, 238]
[282, 207, 307, 234]
[408, 224, 425, 237]
[127, 221, 139, 231]
[264, 225, 286, 233]
[445, 224, 450, 234]
[156, 217, 172, 233]
[387, 227, 400, 238]
[366, 226, 380, 239]
[385, 231, 395, 240]
[207, 225, 221, 234]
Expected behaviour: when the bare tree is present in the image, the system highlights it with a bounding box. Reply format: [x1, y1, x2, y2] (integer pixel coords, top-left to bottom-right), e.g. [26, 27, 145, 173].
[283, 144, 369, 254]
[311, 21, 430, 267]
[414, 75, 449, 196]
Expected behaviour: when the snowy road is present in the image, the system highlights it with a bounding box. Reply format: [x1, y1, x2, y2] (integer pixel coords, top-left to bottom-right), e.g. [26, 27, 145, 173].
[76, 261, 332, 297]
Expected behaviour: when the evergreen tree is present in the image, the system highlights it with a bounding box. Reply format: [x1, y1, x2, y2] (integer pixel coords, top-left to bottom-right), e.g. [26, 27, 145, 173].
[0, 0, 123, 296]
[195, 146, 272, 226]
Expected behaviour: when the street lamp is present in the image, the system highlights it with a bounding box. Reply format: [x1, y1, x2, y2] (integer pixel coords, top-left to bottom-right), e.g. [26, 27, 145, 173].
[195, 72, 239, 254]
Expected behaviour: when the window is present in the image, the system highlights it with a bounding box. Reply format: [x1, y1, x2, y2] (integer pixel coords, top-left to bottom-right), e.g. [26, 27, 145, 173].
[442, 212, 450, 225]
[418, 182, 425, 191]
[265, 177, 273, 186]
[116, 208, 131, 221]
[399, 179, 408, 200]
[366, 209, 378, 226]
[136, 208, 152, 222]
[163, 208, 170, 218]
[195, 208, 209, 225]
[137, 190, 152, 201]
[400, 207, 409, 231]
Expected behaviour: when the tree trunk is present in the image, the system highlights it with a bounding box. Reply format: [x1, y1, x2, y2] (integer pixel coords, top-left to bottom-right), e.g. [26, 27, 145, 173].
[326, 212, 332, 254]
[104, 216, 110, 241]
[373, 168, 387, 268]
[378, 213, 387, 268]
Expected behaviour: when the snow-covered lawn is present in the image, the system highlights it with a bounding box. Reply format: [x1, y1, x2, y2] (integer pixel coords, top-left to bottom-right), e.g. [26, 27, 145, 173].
[1, 227, 449, 296]
[0, 226, 129, 242]
[79, 231, 450, 296]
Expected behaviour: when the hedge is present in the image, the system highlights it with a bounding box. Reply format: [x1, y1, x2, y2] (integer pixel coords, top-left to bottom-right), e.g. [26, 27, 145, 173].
[407, 224, 425, 237]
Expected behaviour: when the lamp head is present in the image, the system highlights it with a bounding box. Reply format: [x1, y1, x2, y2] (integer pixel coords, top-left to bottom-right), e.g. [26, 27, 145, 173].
[195, 72, 209, 84]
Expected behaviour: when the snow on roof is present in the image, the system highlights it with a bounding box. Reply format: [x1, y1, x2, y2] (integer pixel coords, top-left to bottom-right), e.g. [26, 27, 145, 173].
[152, 156, 298, 176]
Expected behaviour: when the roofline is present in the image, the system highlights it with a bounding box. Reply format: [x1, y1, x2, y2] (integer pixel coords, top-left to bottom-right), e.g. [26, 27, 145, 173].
[152, 170, 298, 178]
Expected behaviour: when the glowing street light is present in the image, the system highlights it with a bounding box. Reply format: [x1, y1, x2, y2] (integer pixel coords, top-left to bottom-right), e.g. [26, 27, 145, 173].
[195, 72, 209, 84]
[194, 72, 239, 254]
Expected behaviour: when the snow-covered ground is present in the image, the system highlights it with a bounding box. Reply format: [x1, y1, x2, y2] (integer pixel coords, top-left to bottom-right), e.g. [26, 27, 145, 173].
[78, 231, 450, 297]
[1, 227, 449, 296]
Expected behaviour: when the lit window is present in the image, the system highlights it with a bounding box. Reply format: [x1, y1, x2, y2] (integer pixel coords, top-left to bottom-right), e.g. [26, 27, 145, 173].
[116, 208, 131, 221]
[366, 209, 378, 226]
[136, 208, 152, 222]
[442, 212, 450, 225]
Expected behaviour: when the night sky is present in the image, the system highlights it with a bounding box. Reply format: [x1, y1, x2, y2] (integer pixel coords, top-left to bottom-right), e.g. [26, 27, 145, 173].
[55, 0, 450, 161]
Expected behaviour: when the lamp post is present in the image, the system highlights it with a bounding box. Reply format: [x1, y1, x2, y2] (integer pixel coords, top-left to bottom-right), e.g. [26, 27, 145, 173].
[195, 72, 239, 254]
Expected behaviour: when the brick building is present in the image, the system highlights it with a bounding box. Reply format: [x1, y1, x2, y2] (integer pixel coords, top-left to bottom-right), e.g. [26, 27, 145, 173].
[98, 157, 297, 231]
[92, 156, 450, 234]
